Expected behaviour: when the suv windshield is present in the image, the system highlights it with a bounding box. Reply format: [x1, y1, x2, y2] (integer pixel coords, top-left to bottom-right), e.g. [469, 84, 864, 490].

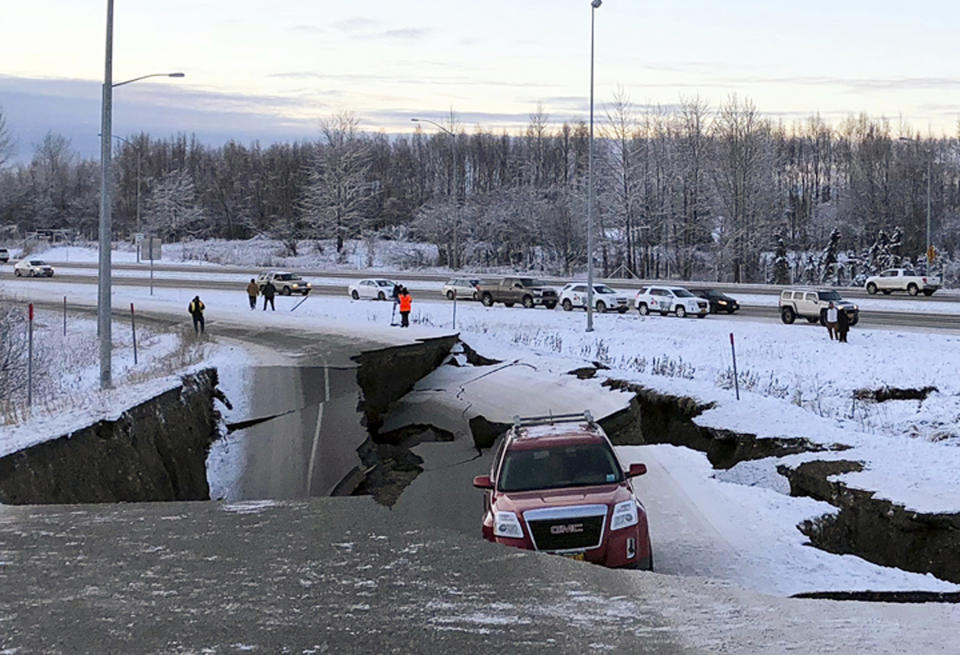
[818, 290, 842, 301]
[595, 285, 616, 294]
[498, 444, 623, 492]
[277, 273, 300, 281]
[671, 288, 695, 298]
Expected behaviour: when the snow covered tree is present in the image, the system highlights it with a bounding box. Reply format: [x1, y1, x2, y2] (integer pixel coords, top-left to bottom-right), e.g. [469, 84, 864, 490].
[0, 107, 14, 169]
[143, 169, 206, 241]
[772, 235, 791, 284]
[300, 112, 375, 253]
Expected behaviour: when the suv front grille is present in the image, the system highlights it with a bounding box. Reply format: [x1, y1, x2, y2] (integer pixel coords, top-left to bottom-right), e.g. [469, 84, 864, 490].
[524, 505, 607, 552]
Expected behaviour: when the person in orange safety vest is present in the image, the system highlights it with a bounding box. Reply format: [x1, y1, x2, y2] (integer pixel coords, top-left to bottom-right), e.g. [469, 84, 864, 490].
[398, 287, 412, 328]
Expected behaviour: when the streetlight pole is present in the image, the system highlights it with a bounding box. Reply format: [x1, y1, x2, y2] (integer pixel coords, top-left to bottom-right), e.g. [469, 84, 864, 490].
[98, 0, 184, 390]
[586, 0, 601, 333]
[98, 0, 115, 390]
[925, 156, 932, 265]
[411, 117, 459, 269]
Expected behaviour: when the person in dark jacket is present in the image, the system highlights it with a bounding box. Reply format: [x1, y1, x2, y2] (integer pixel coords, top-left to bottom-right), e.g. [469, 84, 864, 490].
[246, 278, 259, 310]
[837, 308, 850, 343]
[262, 280, 276, 311]
[188, 296, 205, 334]
[398, 286, 412, 328]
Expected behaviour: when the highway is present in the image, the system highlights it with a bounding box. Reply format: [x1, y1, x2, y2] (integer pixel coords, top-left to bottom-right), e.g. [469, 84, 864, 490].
[11, 264, 960, 333]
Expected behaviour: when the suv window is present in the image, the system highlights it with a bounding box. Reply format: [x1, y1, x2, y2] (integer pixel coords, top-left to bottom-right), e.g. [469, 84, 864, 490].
[881, 270, 896, 277]
[498, 444, 623, 492]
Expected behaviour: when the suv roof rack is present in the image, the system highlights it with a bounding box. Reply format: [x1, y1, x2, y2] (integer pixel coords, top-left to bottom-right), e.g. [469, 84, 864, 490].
[511, 411, 595, 432]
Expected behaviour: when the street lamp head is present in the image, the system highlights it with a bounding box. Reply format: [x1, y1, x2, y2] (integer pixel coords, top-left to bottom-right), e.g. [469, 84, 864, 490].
[410, 118, 421, 122]
[591, 0, 602, 8]
[168, 72, 185, 78]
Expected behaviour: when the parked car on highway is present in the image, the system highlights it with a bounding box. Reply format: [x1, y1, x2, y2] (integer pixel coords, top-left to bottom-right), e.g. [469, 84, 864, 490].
[634, 285, 708, 318]
[476, 277, 558, 309]
[13, 259, 54, 277]
[0, 248, 9, 263]
[256, 271, 312, 296]
[778, 288, 859, 325]
[441, 277, 482, 300]
[473, 412, 653, 570]
[559, 283, 632, 313]
[865, 268, 941, 296]
[689, 288, 740, 314]
[349, 278, 397, 300]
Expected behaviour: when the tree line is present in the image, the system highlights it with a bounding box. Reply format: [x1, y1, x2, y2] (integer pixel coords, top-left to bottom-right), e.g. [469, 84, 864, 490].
[0, 98, 958, 282]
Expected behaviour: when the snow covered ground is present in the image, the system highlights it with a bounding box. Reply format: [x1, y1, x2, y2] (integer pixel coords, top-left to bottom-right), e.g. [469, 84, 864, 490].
[4, 244, 960, 596]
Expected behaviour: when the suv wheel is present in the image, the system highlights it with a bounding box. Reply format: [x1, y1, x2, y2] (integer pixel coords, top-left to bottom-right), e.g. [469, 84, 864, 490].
[14, 269, 20, 277]
[377, 291, 386, 300]
[674, 305, 686, 318]
[561, 299, 573, 311]
[850, 313, 860, 326]
[866, 282, 878, 295]
[522, 295, 534, 308]
[351, 290, 360, 300]
[445, 290, 455, 300]
[282, 286, 292, 296]
[637, 303, 649, 316]
[481, 293, 494, 307]
[596, 300, 606, 313]
[907, 283, 919, 296]
[780, 307, 796, 324]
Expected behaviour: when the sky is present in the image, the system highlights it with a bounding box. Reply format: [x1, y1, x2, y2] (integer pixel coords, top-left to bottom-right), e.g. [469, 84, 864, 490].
[2, 0, 959, 162]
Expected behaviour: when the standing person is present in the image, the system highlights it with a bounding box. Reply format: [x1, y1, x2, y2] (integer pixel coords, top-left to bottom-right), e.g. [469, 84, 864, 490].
[262, 279, 276, 311]
[837, 307, 850, 343]
[398, 286, 412, 328]
[825, 301, 838, 340]
[246, 278, 259, 310]
[188, 296, 205, 334]
[391, 281, 402, 325]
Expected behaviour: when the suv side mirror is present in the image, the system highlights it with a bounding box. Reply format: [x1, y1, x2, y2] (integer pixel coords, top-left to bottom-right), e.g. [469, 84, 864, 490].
[626, 463, 647, 478]
[473, 475, 494, 489]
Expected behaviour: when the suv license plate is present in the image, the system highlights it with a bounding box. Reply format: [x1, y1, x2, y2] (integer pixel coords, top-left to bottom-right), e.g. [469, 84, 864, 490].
[561, 552, 585, 561]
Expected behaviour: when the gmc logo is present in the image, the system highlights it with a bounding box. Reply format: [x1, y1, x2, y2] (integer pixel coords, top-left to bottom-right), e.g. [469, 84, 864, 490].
[550, 523, 584, 535]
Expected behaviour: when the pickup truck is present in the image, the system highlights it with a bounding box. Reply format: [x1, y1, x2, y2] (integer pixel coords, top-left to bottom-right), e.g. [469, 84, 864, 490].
[865, 268, 941, 296]
[477, 277, 558, 309]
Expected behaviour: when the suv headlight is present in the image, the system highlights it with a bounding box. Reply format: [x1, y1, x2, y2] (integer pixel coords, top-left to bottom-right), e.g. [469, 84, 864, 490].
[494, 511, 524, 538]
[610, 501, 638, 530]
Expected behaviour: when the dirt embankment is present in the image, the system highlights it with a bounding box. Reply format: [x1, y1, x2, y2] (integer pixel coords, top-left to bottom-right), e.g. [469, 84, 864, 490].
[0, 368, 221, 504]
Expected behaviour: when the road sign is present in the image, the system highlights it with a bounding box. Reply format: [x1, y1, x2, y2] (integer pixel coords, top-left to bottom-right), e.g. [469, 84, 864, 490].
[134, 232, 145, 245]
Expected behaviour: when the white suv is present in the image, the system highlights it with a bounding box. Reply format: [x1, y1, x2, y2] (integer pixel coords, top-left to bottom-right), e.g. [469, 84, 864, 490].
[256, 271, 312, 296]
[635, 286, 708, 318]
[559, 283, 632, 313]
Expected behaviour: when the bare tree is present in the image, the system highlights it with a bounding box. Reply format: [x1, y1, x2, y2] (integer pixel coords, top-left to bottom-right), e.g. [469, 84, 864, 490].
[143, 169, 206, 241]
[300, 111, 375, 253]
[710, 95, 779, 282]
[0, 107, 14, 169]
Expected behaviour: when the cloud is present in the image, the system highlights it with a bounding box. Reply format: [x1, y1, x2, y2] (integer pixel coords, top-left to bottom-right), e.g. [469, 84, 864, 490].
[359, 28, 431, 40]
[333, 18, 380, 33]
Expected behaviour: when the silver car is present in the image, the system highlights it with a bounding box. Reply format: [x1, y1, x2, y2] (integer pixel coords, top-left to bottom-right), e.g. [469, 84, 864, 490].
[441, 277, 481, 300]
[14, 259, 55, 277]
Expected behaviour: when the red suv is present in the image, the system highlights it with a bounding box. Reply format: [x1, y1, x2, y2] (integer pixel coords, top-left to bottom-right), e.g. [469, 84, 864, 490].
[473, 412, 653, 570]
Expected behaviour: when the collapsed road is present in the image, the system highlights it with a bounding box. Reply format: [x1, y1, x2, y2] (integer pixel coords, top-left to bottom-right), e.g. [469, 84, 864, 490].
[2, 303, 960, 652]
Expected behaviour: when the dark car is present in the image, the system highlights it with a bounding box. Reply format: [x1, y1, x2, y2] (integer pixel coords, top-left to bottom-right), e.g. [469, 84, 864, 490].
[690, 288, 740, 314]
